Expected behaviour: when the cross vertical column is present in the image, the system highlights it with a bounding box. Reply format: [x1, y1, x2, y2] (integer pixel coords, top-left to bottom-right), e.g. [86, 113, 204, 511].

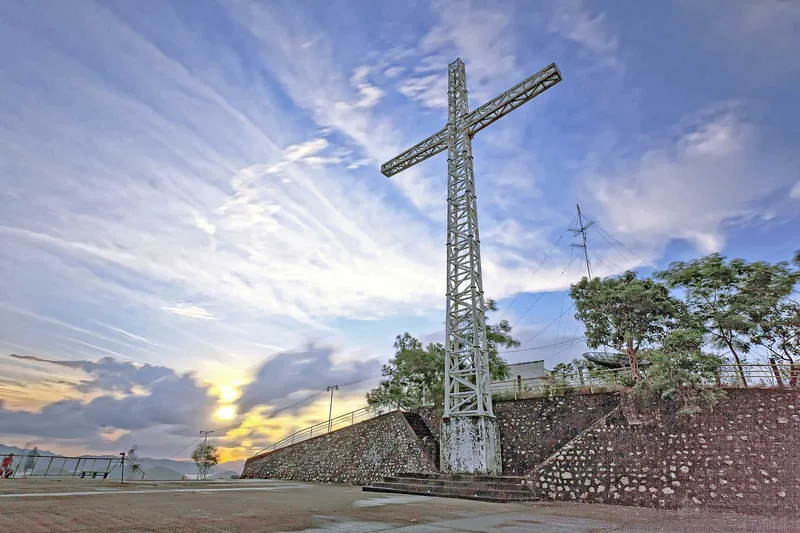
[441, 58, 501, 475]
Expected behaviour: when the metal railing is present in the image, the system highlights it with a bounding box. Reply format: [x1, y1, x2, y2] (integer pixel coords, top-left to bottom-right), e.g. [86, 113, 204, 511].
[0, 454, 122, 479]
[490, 363, 800, 400]
[491, 366, 631, 399]
[717, 363, 800, 388]
[254, 405, 392, 456]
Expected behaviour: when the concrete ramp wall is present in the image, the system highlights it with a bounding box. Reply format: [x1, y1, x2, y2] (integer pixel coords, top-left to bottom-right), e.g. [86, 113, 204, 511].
[242, 411, 436, 485]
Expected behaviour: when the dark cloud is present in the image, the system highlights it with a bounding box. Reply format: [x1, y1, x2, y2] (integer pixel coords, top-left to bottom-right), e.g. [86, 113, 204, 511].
[236, 344, 380, 414]
[1, 356, 217, 441]
[10, 354, 174, 394]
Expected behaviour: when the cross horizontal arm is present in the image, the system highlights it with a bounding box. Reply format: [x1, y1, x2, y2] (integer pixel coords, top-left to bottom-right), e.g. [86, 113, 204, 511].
[466, 63, 561, 137]
[381, 125, 448, 178]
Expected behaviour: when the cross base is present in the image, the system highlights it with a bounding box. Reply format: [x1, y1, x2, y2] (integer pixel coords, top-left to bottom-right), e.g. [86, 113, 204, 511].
[440, 415, 502, 475]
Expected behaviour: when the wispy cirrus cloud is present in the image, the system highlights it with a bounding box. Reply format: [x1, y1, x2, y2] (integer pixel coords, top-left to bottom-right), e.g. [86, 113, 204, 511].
[582, 103, 795, 256]
[162, 304, 215, 320]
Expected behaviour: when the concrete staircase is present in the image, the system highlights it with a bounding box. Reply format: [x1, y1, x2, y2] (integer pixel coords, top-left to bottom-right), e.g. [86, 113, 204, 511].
[402, 412, 439, 470]
[362, 472, 537, 502]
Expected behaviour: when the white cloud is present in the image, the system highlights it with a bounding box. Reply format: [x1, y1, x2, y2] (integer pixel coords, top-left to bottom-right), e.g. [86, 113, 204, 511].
[395, 0, 518, 109]
[229, 3, 445, 216]
[583, 104, 790, 255]
[790, 181, 800, 200]
[193, 213, 216, 235]
[284, 138, 329, 161]
[383, 66, 406, 79]
[162, 304, 215, 320]
[350, 66, 384, 109]
[397, 74, 448, 109]
[548, 0, 621, 71]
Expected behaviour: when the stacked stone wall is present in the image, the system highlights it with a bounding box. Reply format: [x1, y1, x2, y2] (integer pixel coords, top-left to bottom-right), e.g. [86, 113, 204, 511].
[533, 389, 800, 515]
[494, 392, 620, 476]
[242, 411, 436, 485]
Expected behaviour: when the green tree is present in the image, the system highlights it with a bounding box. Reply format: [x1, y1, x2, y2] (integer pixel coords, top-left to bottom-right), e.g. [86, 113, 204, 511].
[634, 328, 724, 415]
[570, 271, 683, 381]
[752, 301, 800, 385]
[191, 443, 220, 480]
[658, 254, 797, 387]
[366, 300, 517, 410]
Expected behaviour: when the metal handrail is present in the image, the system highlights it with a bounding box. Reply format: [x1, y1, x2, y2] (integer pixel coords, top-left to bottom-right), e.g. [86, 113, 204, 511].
[492, 366, 630, 398]
[717, 363, 799, 388]
[254, 404, 392, 456]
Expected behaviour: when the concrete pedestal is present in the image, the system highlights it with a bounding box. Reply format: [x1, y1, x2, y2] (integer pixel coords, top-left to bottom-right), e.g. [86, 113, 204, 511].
[440, 415, 502, 475]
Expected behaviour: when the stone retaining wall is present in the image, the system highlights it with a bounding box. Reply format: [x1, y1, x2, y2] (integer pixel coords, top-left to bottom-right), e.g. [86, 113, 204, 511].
[533, 389, 800, 515]
[494, 392, 620, 476]
[242, 410, 436, 485]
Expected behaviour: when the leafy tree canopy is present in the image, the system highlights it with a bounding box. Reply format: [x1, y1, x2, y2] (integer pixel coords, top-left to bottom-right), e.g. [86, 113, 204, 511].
[657, 254, 797, 385]
[569, 271, 684, 380]
[634, 328, 725, 415]
[191, 443, 220, 479]
[366, 299, 518, 410]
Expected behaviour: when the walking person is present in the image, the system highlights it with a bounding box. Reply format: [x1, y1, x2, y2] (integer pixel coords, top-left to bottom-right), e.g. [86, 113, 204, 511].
[1, 454, 14, 479]
[24, 448, 38, 476]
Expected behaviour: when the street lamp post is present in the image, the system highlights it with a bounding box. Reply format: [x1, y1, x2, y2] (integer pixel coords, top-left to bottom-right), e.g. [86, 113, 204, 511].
[326, 385, 339, 434]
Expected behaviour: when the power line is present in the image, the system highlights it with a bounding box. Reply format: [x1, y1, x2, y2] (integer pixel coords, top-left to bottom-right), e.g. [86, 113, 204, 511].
[590, 225, 634, 270]
[588, 247, 623, 273]
[553, 323, 583, 362]
[594, 224, 655, 270]
[520, 303, 575, 347]
[499, 336, 585, 354]
[167, 438, 200, 461]
[511, 253, 580, 329]
[339, 373, 383, 388]
[204, 389, 328, 436]
[497, 215, 577, 323]
[552, 245, 574, 361]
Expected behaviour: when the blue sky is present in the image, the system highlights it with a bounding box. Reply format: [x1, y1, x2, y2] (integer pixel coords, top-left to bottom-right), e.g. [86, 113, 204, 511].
[1, 0, 798, 459]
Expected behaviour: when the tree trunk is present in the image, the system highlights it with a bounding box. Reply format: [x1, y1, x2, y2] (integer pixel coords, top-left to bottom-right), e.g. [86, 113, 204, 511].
[723, 334, 748, 388]
[769, 357, 785, 388]
[781, 348, 798, 387]
[626, 339, 641, 381]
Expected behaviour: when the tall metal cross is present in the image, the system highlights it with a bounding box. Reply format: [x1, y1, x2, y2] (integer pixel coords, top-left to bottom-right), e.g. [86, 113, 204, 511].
[382, 59, 561, 473]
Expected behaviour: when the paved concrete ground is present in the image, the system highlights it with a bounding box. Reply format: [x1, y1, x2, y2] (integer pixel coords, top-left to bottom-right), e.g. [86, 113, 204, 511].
[0, 478, 795, 532]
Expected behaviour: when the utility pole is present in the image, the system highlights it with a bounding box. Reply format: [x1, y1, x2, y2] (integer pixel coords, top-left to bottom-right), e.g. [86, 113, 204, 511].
[199, 430, 212, 480]
[326, 385, 339, 434]
[571, 204, 594, 279]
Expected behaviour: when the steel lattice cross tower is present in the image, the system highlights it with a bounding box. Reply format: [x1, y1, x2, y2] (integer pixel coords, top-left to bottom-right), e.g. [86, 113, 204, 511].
[382, 58, 561, 474]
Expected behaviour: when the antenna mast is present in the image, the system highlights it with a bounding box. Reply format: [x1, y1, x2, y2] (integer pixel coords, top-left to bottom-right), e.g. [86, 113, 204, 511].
[571, 204, 594, 279]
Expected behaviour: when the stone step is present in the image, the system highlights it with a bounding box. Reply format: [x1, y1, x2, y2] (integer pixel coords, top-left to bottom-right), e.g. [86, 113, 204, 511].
[363, 472, 538, 503]
[395, 472, 531, 484]
[383, 476, 531, 491]
[362, 481, 537, 502]
[402, 412, 434, 438]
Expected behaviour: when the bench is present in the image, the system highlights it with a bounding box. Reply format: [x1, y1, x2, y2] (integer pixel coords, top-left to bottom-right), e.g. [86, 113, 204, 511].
[80, 471, 109, 479]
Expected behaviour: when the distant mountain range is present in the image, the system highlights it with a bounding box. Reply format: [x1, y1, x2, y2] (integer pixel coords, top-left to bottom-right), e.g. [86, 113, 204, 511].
[0, 443, 245, 480]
